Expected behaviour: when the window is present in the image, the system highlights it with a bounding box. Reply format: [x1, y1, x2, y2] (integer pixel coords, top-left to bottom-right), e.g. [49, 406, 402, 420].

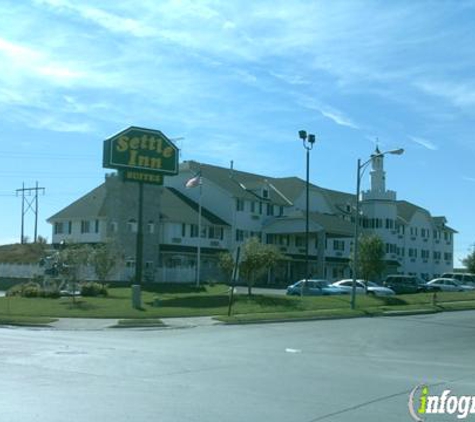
[433, 251, 441, 260]
[386, 243, 397, 254]
[385, 219, 394, 230]
[126, 219, 137, 233]
[68, 221, 72, 234]
[295, 236, 305, 247]
[444, 252, 453, 261]
[236, 199, 245, 211]
[54, 222, 64, 235]
[262, 188, 269, 199]
[190, 224, 198, 238]
[251, 201, 256, 213]
[250, 231, 262, 241]
[125, 258, 136, 268]
[209, 227, 224, 240]
[266, 203, 274, 216]
[181, 223, 186, 237]
[333, 240, 345, 251]
[236, 229, 245, 242]
[95, 219, 100, 233]
[110, 221, 118, 233]
[279, 206, 284, 216]
[147, 221, 155, 234]
[81, 220, 91, 234]
[266, 234, 274, 244]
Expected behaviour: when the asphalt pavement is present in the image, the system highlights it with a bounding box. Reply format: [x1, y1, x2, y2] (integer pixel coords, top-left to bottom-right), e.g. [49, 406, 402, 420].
[2, 311, 475, 421]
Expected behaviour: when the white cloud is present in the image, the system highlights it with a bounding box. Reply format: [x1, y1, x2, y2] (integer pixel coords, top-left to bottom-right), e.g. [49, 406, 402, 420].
[319, 108, 359, 130]
[416, 80, 475, 108]
[408, 136, 438, 151]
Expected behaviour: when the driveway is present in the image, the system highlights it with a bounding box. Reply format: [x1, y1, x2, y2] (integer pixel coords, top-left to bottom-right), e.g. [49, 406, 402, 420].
[235, 286, 287, 295]
[3, 311, 475, 421]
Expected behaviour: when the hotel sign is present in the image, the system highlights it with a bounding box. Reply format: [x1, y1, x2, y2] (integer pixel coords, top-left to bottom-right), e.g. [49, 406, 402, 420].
[103, 126, 179, 184]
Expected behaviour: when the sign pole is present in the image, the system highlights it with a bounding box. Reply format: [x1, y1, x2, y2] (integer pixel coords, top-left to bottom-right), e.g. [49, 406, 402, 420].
[135, 181, 144, 286]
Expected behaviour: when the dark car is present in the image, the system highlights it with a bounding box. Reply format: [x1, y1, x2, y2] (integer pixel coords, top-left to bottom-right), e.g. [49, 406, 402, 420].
[383, 275, 422, 294]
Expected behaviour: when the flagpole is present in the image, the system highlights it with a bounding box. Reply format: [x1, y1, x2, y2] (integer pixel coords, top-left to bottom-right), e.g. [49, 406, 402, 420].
[196, 167, 202, 287]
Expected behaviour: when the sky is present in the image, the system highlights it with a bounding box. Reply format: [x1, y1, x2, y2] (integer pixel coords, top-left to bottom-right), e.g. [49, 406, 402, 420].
[0, 0, 474, 266]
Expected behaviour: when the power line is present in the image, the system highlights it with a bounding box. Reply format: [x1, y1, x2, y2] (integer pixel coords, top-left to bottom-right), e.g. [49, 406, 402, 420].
[16, 182, 45, 244]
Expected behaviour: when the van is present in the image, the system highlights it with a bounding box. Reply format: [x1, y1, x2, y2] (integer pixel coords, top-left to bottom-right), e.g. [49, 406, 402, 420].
[441, 273, 475, 286]
[383, 275, 421, 294]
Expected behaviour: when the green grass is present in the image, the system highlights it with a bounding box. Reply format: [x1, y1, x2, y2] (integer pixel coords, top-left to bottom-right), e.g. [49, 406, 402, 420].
[0, 316, 56, 326]
[113, 319, 165, 328]
[2, 285, 475, 325]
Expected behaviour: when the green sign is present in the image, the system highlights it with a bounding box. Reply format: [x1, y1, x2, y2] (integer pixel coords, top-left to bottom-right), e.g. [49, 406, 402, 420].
[103, 126, 179, 176]
[120, 169, 164, 185]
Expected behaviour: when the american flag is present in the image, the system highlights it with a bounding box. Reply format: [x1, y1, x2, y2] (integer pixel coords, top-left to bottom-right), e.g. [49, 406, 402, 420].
[185, 172, 201, 188]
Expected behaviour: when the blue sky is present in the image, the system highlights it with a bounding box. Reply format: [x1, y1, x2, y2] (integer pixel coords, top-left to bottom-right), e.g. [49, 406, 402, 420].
[0, 0, 474, 266]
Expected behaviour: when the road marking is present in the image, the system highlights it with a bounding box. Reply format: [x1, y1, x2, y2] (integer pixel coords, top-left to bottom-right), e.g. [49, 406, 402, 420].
[285, 348, 302, 353]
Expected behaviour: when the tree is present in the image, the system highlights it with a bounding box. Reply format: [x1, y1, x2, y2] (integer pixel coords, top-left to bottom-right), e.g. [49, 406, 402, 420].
[217, 251, 235, 284]
[351, 234, 386, 283]
[90, 240, 123, 286]
[462, 247, 475, 273]
[56, 243, 92, 303]
[239, 237, 283, 296]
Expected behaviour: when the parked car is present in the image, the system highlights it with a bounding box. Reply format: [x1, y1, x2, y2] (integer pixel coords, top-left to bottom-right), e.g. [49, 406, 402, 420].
[441, 272, 475, 286]
[426, 278, 475, 292]
[286, 279, 344, 296]
[331, 279, 395, 297]
[382, 275, 422, 294]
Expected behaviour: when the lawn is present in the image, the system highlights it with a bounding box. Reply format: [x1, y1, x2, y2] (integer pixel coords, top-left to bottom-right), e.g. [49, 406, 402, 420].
[2, 284, 475, 321]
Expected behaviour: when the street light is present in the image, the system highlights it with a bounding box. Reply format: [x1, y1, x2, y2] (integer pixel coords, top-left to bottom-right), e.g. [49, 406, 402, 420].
[350, 148, 404, 309]
[299, 130, 317, 297]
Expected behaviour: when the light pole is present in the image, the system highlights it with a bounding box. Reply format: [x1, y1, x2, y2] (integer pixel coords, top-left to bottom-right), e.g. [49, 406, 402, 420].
[350, 148, 404, 310]
[299, 130, 316, 297]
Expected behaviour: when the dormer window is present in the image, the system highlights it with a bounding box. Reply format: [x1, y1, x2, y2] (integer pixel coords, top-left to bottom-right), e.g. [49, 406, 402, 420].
[262, 188, 269, 199]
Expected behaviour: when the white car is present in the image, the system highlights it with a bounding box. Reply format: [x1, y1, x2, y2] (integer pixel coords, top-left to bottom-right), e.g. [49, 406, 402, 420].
[331, 279, 395, 297]
[425, 278, 475, 292]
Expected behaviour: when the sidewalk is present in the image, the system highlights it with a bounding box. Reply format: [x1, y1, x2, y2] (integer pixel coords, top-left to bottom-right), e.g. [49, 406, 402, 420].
[49, 316, 221, 330]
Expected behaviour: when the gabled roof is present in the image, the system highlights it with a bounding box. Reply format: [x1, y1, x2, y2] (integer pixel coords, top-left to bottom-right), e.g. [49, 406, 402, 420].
[396, 200, 457, 232]
[47, 183, 107, 221]
[48, 179, 229, 227]
[396, 200, 429, 223]
[183, 161, 295, 205]
[165, 188, 229, 226]
[264, 210, 353, 237]
[182, 161, 355, 209]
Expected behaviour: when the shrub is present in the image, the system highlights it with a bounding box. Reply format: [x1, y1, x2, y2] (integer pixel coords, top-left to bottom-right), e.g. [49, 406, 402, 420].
[6, 281, 60, 298]
[21, 282, 42, 298]
[80, 282, 108, 297]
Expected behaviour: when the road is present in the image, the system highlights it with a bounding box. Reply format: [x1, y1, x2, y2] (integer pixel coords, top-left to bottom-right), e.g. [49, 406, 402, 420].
[1, 311, 475, 421]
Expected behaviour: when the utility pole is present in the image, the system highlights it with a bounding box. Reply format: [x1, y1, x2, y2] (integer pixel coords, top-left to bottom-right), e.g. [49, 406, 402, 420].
[16, 182, 45, 243]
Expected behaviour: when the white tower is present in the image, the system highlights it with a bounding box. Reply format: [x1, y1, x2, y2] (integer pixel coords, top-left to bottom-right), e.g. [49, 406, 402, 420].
[362, 147, 396, 201]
